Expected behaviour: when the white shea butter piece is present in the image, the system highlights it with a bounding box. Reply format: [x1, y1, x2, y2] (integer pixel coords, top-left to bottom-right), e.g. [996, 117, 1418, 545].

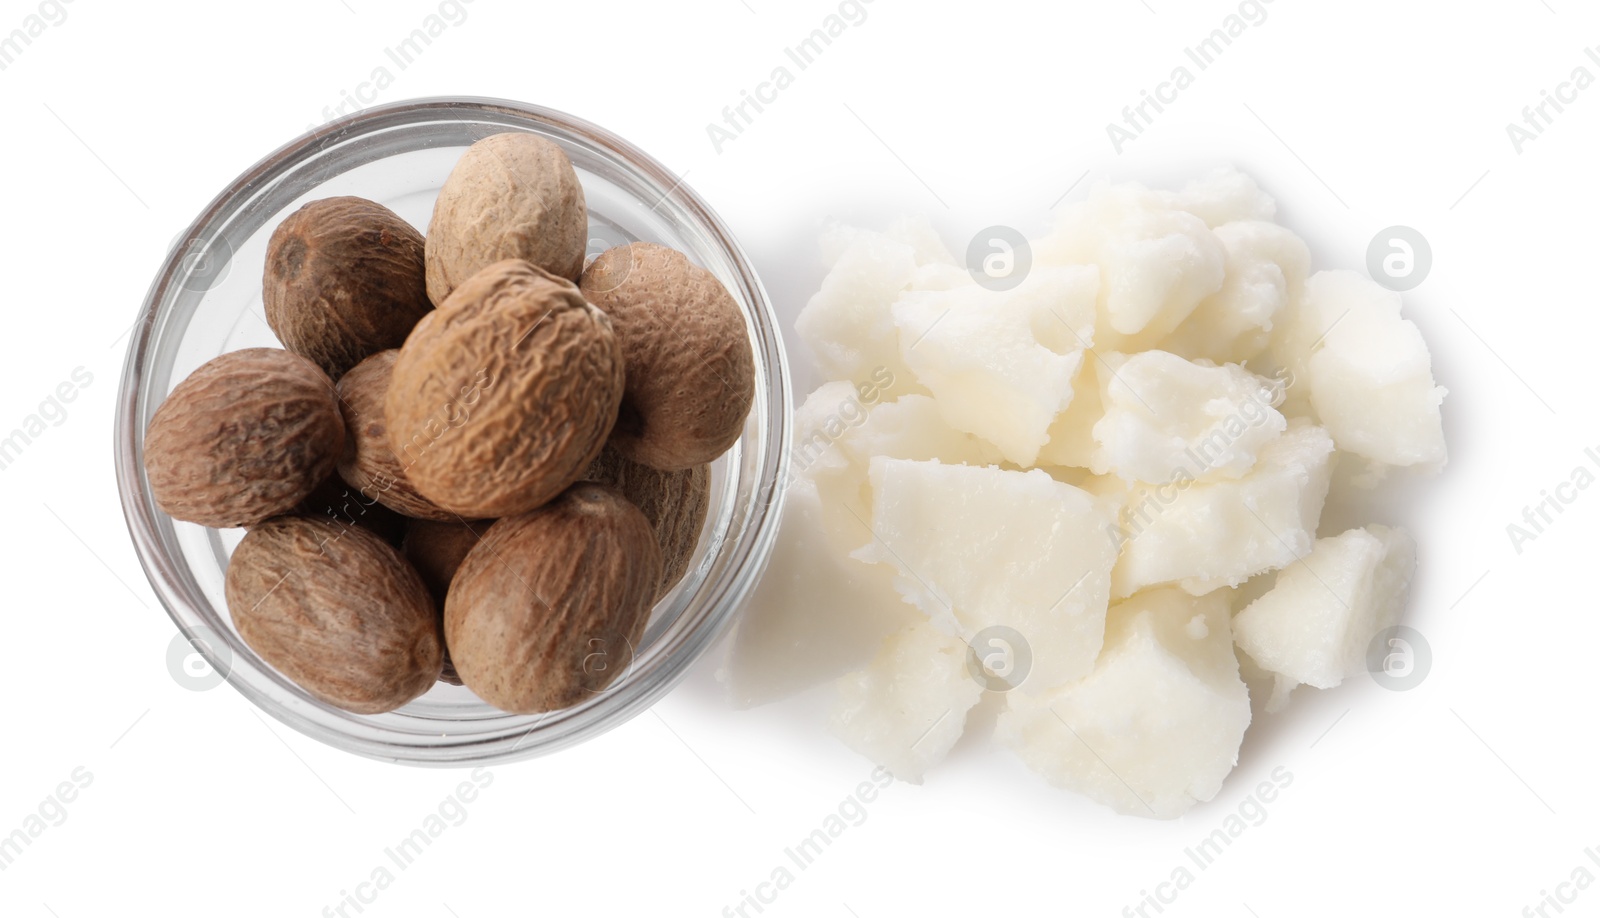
[725, 477, 919, 708]
[885, 214, 958, 267]
[797, 230, 918, 384]
[835, 393, 1004, 471]
[892, 265, 1099, 466]
[853, 458, 1118, 689]
[1301, 271, 1447, 468]
[1161, 166, 1277, 228]
[830, 620, 983, 783]
[791, 382, 1006, 552]
[1038, 357, 1105, 470]
[907, 262, 974, 291]
[788, 380, 881, 551]
[791, 380, 864, 482]
[1111, 421, 1336, 598]
[1091, 350, 1287, 483]
[1040, 182, 1226, 350]
[1234, 525, 1418, 691]
[1162, 220, 1310, 364]
[997, 588, 1250, 818]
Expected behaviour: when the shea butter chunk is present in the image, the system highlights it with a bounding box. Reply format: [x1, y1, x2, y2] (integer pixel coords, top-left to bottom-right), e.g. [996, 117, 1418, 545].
[853, 458, 1118, 689]
[1038, 358, 1105, 470]
[798, 231, 918, 384]
[892, 265, 1099, 466]
[791, 385, 1005, 553]
[886, 214, 959, 267]
[830, 620, 983, 783]
[789, 381, 876, 550]
[1162, 220, 1310, 364]
[836, 393, 1004, 470]
[1161, 166, 1277, 228]
[1041, 183, 1226, 351]
[1300, 271, 1447, 468]
[1111, 420, 1335, 598]
[1234, 525, 1417, 693]
[1091, 350, 1287, 483]
[997, 588, 1250, 818]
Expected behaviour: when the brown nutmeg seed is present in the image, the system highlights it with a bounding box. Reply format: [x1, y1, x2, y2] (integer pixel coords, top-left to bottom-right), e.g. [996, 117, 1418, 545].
[335, 350, 455, 521]
[584, 444, 710, 601]
[580, 242, 755, 470]
[225, 515, 442, 714]
[264, 196, 433, 381]
[145, 348, 344, 529]
[425, 132, 588, 303]
[445, 483, 662, 714]
[385, 260, 624, 518]
[402, 517, 495, 606]
[403, 517, 495, 687]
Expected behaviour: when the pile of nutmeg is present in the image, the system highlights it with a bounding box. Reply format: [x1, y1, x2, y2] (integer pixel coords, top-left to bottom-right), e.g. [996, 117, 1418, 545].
[145, 133, 755, 715]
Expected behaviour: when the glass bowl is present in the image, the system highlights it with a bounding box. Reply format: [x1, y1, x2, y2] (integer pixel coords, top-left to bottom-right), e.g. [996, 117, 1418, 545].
[113, 97, 791, 766]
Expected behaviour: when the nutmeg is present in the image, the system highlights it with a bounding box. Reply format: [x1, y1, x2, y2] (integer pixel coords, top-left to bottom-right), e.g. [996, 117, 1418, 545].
[584, 444, 710, 601]
[445, 483, 662, 713]
[335, 349, 455, 521]
[402, 517, 495, 606]
[225, 515, 442, 714]
[385, 260, 624, 518]
[580, 242, 754, 470]
[403, 517, 495, 687]
[424, 132, 588, 303]
[145, 348, 344, 529]
[264, 196, 433, 380]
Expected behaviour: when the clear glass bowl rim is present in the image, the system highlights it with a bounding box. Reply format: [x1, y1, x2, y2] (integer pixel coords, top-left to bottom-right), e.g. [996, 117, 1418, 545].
[113, 96, 792, 766]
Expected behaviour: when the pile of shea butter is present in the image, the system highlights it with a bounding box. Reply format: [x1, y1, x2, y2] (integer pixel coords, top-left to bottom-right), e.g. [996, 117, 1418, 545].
[724, 168, 1446, 818]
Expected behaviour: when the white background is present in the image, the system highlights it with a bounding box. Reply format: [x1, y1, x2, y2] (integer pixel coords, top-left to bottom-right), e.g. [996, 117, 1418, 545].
[0, 1, 1591, 916]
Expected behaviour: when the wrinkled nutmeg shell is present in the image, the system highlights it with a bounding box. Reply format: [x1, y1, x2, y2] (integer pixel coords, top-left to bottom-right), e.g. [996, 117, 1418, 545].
[425, 132, 588, 303]
[579, 242, 755, 470]
[445, 484, 662, 713]
[225, 515, 442, 714]
[335, 350, 455, 521]
[264, 196, 433, 381]
[584, 444, 709, 601]
[145, 348, 344, 529]
[385, 260, 624, 518]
